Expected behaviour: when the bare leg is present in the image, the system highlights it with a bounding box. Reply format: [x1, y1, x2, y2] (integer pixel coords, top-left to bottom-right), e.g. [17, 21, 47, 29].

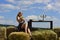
[21, 23, 27, 33]
[24, 23, 32, 36]
[21, 23, 32, 36]
[28, 28, 32, 36]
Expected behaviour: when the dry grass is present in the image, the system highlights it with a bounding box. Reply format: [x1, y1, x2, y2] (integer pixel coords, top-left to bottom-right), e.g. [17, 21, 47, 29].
[0, 27, 7, 40]
[0, 26, 59, 40]
[6, 26, 18, 37]
[53, 28, 60, 37]
[8, 32, 30, 40]
[31, 30, 57, 40]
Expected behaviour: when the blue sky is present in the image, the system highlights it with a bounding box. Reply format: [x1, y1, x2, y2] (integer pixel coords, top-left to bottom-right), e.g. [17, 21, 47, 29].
[0, 0, 60, 28]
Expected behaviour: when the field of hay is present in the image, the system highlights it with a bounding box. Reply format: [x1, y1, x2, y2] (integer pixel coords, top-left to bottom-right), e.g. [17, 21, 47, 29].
[0, 25, 60, 40]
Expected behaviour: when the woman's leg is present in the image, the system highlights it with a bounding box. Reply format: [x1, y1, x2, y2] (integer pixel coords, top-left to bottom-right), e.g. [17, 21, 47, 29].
[27, 28, 32, 36]
[21, 23, 32, 36]
[21, 23, 27, 33]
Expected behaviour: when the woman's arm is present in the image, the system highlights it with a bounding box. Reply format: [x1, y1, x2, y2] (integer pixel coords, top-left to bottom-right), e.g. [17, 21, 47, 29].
[20, 16, 25, 22]
[16, 16, 21, 23]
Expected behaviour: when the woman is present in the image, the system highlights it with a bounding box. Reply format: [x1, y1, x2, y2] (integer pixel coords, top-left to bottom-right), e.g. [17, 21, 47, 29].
[16, 12, 32, 36]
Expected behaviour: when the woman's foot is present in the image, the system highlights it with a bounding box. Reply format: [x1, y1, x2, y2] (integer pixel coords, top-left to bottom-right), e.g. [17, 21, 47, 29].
[29, 33, 32, 37]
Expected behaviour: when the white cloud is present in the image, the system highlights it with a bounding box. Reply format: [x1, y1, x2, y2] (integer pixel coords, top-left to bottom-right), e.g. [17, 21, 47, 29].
[0, 4, 20, 12]
[34, 0, 50, 4]
[5, 0, 60, 13]
[0, 19, 15, 25]
[0, 16, 15, 25]
[6, 0, 15, 3]
[0, 16, 4, 19]
[26, 15, 39, 21]
[0, 10, 10, 13]
[46, 4, 53, 9]
[54, 2, 60, 10]
[6, 20, 14, 25]
[23, 1, 33, 5]
[6, 0, 51, 5]
[45, 0, 60, 13]
[26, 15, 60, 28]
[0, 4, 20, 10]
[26, 15, 51, 21]
[0, 20, 6, 24]
[6, 0, 33, 5]
[45, 16, 59, 21]
[45, 16, 60, 28]
[26, 15, 58, 21]
[3, 0, 51, 12]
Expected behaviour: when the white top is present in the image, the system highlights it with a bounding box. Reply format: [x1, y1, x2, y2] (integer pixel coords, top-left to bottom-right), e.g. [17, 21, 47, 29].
[17, 16, 28, 24]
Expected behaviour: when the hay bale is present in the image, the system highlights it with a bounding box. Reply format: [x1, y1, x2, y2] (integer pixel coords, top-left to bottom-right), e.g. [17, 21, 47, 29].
[32, 31, 45, 40]
[53, 28, 60, 37]
[31, 30, 57, 40]
[6, 26, 18, 37]
[8, 32, 30, 40]
[0, 27, 6, 40]
[59, 37, 60, 40]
